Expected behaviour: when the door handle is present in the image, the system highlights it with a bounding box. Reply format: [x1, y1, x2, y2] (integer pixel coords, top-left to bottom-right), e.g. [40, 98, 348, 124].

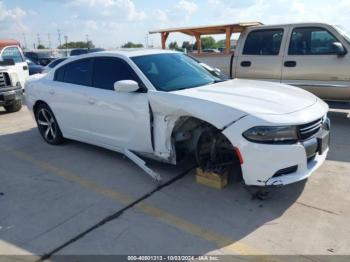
[284, 61, 297, 67]
[241, 61, 251, 67]
[49, 90, 55, 95]
[88, 98, 96, 105]
[23, 66, 28, 70]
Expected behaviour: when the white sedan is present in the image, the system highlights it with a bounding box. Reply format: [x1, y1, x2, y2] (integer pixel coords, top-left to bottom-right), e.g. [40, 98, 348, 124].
[24, 49, 330, 186]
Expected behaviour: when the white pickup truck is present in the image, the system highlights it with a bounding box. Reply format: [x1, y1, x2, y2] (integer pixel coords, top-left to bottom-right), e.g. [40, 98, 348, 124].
[0, 40, 29, 112]
[198, 23, 350, 101]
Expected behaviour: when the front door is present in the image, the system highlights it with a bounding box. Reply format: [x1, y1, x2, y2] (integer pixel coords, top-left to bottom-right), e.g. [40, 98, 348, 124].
[282, 26, 350, 101]
[86, 56, 153, 153]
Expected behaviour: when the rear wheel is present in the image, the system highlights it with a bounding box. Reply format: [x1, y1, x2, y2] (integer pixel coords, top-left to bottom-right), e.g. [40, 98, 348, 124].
[4, 100, 22, 113]
[35, 104, 64, 145]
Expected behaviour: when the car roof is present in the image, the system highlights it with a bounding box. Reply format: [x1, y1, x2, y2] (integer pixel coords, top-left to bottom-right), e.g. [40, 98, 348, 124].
[82, 49, 179, 58]
[248, 22, 334, 30]
[47, 49, 181, 76]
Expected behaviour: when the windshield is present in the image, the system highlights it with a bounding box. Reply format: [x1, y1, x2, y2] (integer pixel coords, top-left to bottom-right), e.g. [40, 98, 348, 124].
[131, 53, 221, 92]
[333, 25, 350, 45]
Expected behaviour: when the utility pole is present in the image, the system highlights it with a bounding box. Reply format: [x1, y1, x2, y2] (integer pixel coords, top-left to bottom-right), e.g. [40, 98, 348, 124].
[57, 29, 62, 48]
[86, 34, 89, 49]
[47, 33, 51, 49]
[64, 35, 68, 56]
[37, 33, 41, 48]
[145, 34, 149, 48]
[22, 33, 28, 49]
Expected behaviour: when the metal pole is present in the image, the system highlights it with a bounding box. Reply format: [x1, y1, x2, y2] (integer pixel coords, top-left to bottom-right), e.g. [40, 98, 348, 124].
[47, 33, 51, 49]
[22, 33, 28, 49]
[37, 33, 41, 48]
[57, 29, 62, 48]
[64, 35, 68, 56]
[86, 34, 89, 49]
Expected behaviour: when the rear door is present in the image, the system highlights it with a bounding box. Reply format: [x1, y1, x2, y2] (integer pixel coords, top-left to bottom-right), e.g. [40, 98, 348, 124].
[1, 46, 29, 87]
[282, 25, 350, 100]
[234, 28, 286, 82]
[49, 58, 93, 140]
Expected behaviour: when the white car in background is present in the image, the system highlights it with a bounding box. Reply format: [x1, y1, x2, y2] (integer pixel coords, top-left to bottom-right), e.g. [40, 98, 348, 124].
[24, 50, 330, 187]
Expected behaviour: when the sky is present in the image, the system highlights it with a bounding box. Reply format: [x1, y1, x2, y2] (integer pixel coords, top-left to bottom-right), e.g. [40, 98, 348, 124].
[1, 0, 350, 49]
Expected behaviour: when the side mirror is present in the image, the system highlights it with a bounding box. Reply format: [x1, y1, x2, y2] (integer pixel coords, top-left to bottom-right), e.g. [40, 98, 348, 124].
[114, 80, 140, 92]
[332, 42, 347, 56]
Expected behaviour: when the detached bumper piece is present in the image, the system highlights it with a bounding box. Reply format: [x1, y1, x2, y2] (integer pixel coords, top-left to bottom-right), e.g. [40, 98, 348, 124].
[123, 149, 162, 182]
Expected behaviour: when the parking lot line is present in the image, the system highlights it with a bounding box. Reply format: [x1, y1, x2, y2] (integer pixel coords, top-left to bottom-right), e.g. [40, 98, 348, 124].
[0, 144, 268, 257]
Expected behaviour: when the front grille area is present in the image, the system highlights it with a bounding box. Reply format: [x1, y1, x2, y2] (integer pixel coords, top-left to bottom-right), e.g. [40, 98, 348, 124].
[298, 118, 323, 141]
[0, 72, 11, 88]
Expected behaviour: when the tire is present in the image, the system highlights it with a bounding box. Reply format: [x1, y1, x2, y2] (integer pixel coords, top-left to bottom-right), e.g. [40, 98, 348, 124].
[35, 103, 64, 145]
[4, 100, 22, 113]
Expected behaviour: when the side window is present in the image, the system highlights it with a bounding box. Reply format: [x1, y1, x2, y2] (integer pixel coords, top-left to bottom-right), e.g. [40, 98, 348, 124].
[243, 29, 283, 55]
[92, 57, 140, 90]
[54, 66, 65, 82]
[1, 47, 24, 63]
[289, 27, 338, 55]
[63, 59, 92, 86]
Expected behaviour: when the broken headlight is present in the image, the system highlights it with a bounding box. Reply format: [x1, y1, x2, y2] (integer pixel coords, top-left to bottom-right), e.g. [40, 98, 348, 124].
[243, 126, 298, 144]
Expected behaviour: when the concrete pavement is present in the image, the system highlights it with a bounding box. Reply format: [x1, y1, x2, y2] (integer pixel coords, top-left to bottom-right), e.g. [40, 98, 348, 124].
[0, 106, 349, 260]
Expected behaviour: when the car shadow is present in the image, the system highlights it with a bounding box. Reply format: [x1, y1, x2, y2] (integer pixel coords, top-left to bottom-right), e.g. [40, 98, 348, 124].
[0, 127, 307, 257]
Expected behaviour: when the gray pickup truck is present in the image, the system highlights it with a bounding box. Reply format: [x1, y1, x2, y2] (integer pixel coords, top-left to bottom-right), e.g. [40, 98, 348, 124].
[230, 22, 350, 101]
[195, 22, 350, 102]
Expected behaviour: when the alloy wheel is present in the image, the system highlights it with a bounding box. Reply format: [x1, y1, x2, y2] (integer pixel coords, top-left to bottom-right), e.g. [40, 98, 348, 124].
[37, 108, 57, 142]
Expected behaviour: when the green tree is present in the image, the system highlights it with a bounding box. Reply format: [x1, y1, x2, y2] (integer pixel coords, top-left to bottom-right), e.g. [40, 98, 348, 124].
[215, 39, 226, 48]
[181, 41, 192, 51]
[37, 44, 46, 49]
[168, 41, 184, 51]
[121, 42, 144, 48]
[193, 36, 217, 50]
[168, 41, 178, 50]
[58, 41, 95, 49]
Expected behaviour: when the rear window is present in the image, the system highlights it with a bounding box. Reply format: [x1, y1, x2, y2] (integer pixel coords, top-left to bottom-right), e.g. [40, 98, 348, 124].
[55, 59, 92, 86]
[243, 29, 284, 55]
[54, 66, 65, 82]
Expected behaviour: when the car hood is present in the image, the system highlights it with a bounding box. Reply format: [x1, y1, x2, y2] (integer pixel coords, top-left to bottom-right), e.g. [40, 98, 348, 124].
[173, 79, 318, 115]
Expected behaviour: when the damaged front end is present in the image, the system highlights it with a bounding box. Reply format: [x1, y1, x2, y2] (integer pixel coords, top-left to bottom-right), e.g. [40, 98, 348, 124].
[151, 114, 244, 180]
[147, 91, 247, 180]
[195, 127, 243, 180]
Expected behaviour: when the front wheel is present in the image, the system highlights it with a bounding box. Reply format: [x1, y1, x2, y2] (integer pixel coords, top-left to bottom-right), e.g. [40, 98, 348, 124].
[35, 104, 64, 145]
